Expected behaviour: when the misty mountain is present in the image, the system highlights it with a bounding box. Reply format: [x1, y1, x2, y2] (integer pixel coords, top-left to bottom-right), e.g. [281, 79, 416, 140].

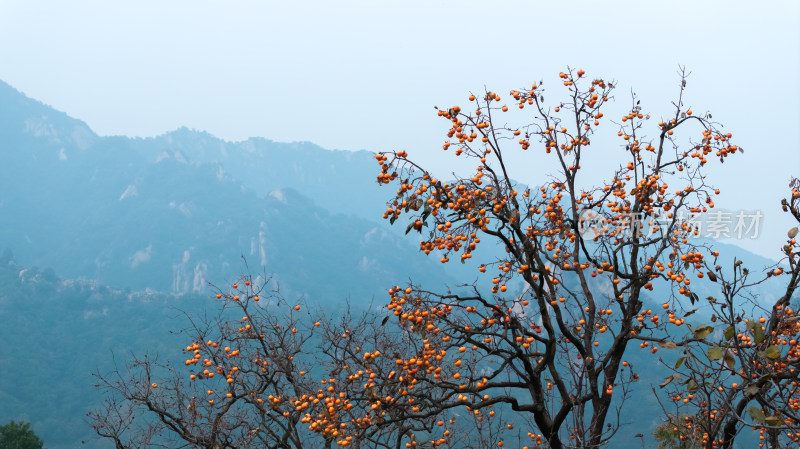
[0, 80, 455, 300]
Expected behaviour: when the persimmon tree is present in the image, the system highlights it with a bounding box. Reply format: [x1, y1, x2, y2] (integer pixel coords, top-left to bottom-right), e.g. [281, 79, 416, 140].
[371, 67, 749, 448]
[89, 276, 328, 449]
[656, 180, 800, 449]
[90, 275, 500, 448]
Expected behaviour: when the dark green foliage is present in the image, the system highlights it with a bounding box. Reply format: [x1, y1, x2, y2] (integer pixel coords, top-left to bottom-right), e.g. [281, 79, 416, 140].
[0, 421, 44, 449]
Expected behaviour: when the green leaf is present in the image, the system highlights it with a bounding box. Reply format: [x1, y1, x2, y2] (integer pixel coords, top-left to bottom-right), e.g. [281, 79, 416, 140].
[707, 346, 723, 361]
[749, 406, 766, 424]
[694, 325, 714, 339]
[659, 341, 678, 349]
[765, 416, 782, 426]
[757, 373, 775, 383]
[764, 346, 781, 359]
[723, 350, 736, 370]
[421, 209, 431, 222]
[724, 326, 735, 341]
[754, 325, 765, 345]
[675, 357, 685, 369]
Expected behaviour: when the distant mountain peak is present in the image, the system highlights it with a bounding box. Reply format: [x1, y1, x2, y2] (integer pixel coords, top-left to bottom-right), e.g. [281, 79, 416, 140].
[162, 125, 218, 140]
[0, 79, 97, 149]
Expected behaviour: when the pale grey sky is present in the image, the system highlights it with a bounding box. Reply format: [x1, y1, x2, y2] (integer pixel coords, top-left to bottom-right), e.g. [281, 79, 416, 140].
[0, 0, 798, 259]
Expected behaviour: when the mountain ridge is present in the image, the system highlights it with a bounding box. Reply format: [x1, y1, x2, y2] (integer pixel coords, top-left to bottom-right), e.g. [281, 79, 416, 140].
[0, 79, 454, 299]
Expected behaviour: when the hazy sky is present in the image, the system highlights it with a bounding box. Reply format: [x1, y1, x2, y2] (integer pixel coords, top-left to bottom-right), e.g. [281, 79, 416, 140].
[0, 0, 798, 259]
